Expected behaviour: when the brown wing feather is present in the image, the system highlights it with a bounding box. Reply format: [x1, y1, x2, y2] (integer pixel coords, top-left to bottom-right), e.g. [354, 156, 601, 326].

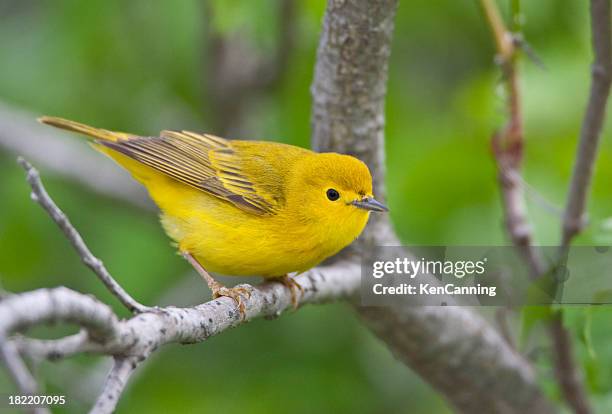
[98, 131, 277, 215]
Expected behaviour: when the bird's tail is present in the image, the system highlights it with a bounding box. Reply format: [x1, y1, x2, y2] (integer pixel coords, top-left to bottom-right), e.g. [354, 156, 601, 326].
[38, 116, 128, 142]
[38, 115, 169, 190]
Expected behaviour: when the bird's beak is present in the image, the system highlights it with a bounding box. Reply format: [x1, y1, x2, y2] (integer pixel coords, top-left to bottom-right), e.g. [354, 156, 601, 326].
[351, 197, 389, 212]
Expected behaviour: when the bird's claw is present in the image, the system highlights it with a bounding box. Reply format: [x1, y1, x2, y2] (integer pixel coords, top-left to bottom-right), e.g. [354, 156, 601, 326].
[211, 283, 253, 320]
[273, 275, 304, 310]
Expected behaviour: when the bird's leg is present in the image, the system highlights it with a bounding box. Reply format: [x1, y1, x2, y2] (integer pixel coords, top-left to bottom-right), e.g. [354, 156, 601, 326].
[270, 275, 304, 309]
[181, 252, 251, 319]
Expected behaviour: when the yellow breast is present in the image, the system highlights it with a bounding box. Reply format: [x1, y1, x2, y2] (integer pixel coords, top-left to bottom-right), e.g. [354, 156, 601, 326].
[158, 181, 368, 277]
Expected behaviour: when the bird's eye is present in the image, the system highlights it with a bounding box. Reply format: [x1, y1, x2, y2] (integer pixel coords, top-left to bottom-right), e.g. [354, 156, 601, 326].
[326, 188, 340, 201]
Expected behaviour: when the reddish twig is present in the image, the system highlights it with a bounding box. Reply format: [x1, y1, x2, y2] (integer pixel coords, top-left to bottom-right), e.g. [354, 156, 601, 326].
[480, 1, 596, 413]
[480, 0, 545, 277]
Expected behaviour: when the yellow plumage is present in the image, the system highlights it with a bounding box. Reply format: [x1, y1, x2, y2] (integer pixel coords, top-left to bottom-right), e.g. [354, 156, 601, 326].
[39, 116, 386, 280]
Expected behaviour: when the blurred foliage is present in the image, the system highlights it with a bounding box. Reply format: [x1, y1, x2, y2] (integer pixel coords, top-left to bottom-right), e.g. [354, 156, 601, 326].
[0, 0, 610, 412]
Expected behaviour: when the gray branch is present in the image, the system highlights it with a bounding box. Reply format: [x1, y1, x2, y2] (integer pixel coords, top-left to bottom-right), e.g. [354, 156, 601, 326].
[552, 1, 612, 413]
[561, 0, 612, 247]
[13, 331, 106, 362]
[0, 341, 38, 395]
[17, 158, 151, 314]
[1, 262, 358, 413]
[91, 357, 140, 414]
[309, 0, 553, 413]
[0, 341, 50, 414]
[360, 306, 551, 413]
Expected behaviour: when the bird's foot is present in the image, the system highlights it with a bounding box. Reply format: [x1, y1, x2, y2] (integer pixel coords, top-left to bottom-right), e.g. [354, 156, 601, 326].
[272, 275, 304, 310]
[181, 251, 252, 320]
[210, 281, 252, 320]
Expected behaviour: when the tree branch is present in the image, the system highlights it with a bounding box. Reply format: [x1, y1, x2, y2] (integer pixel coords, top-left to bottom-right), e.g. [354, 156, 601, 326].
[310, 0, 553, 412]
[480, 0, 545, 277]
[549, 314, 591, 414]
[1, 264, 359, 412]
[13, 331, 105, 361]
[551, 1, 612, 413]
[0, 341, 50, 414]
[0, 340, 39, 395]
[480, 1, 603, 413]
[360, 306, 552, 413]
[0, 287, 121, 342]
[17, 158, 151, 314]
[561, 0, 612, 247]
[91, 357, 140, 414]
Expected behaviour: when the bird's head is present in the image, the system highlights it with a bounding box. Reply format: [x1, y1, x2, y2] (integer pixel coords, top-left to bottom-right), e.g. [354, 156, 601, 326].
[287, 152, 387, 234]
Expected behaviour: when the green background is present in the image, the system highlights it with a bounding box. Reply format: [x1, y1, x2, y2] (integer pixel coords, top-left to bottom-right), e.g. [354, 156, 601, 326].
[0, 0, 610, 412]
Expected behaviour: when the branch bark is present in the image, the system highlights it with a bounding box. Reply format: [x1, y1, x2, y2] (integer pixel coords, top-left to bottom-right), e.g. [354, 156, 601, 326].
[1, 264, 359, 413]
[310, 1, 553, 413]
[480, 1, 608, 413]
[561, 0, 612, 248]
[549, 315, 591, 414]
[480, 0, 545, 277]
[18, 158, 151, 314]
[0, 340, 50, 414]
[0, 341, 39, 396]
[91, 357, 140, 414]
[551, 1, 612, 413]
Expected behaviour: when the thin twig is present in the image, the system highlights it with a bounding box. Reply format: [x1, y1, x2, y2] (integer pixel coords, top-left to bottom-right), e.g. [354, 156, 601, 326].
[17, 157, 152, 314]
[91, 357, 140, 414]
[0, 340, 39, 395]
[561, 0, 612, 248]
[549, 313, 592, 414]
[480, 2, 594, 413]
[550, 1, 612, 413]
[13, 331, 105, 361]
[0, 287, 121, 342]
[480, 0, 545, 277]
[0, 340, 50, 414]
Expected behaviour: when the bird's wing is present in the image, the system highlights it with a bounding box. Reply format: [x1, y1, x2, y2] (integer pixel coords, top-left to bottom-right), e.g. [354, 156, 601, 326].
[98, 130, 278, 215]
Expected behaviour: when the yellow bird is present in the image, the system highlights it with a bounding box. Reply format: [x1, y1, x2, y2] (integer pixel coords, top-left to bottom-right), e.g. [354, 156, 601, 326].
[39, 116, 388, 314]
